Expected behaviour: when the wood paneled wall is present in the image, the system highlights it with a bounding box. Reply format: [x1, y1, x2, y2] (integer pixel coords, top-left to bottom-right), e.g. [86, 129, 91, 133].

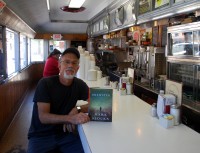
[0, 62, 45, 139]
[34, 33, 88, 41]
[0, 7, 36, 38]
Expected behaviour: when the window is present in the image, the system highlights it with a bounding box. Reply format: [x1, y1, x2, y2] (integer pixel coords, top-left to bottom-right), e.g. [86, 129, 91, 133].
[20, 34, 27, 69]
[0, 26, 4, 81]
[31, 39, 44, 62]
[27, 38, 31, 65]
[49, 40, 67, 52]
[6, 29, 19, 76]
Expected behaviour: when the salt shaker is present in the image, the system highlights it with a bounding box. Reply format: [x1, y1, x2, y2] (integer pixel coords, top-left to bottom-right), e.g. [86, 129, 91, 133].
[126, 82, 133, 95]
[151, 103, 157, 117]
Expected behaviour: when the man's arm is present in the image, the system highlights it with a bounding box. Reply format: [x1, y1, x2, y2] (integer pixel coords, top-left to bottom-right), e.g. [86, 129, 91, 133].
[77, 103, 89, 113]
[37, 102, 90, 125]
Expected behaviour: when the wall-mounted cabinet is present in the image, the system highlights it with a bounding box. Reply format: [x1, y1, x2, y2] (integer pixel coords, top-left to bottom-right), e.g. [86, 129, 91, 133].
[123, 1, 137, 26]
[89, 0, 137, 37]
[90, 15, 109, 37]
[109, 0, 137, 32]
[89, 0, 200, 38]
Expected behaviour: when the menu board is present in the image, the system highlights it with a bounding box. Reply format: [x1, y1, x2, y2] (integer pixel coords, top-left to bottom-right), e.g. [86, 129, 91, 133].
[139, 0, 151, 15]
[155, 0, 169, 9]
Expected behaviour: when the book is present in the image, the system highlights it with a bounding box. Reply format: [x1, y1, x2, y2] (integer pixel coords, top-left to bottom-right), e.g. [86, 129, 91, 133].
[89, 88, 113, 122]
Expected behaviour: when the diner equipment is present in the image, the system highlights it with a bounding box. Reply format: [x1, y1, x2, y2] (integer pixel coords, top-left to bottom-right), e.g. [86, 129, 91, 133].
[167, 21, 200, 132]
[148, 47, 166, 80]
[95, 50, 118, 75]
[87, 38, 95, 53]
[132, 46, 166, 79]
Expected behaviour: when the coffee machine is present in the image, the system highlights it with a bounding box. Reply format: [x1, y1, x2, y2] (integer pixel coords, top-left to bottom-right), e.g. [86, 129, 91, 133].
[148, 47, 166, 90]
[133, 46, 166, 90]
[133, 46, 150, 81]
[148, 47, 166, 78]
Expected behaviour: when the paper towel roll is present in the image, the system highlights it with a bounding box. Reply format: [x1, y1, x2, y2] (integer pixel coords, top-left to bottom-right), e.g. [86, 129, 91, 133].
[87, 69, 97, 81]
[90, 54, 95, 61]
[77, 53, 85, 79]
[90, 60, 96, 70]
[97, 70, 102, 80]
[84, 51, 90, 79]
[89, 54, 96, 70]
[95, 66, 101, 71]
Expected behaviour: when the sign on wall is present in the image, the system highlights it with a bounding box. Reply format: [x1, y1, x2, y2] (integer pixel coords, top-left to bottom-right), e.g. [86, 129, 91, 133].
[155, 0, 169, 9]
[52, 34, 62, 40]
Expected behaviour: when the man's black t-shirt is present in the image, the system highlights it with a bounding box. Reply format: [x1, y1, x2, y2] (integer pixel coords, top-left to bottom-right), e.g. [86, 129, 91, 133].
[28, 76, 89, 138]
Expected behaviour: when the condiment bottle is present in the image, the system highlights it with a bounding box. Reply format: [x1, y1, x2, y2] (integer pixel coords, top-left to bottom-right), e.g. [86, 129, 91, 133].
[170, 104, 181, 125]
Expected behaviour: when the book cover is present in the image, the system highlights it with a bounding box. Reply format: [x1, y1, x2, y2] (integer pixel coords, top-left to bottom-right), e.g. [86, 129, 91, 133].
[89, 88, 113, 122]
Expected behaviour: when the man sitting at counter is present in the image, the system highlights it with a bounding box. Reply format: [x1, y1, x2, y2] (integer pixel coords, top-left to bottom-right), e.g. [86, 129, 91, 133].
[27, 48, 90, 153]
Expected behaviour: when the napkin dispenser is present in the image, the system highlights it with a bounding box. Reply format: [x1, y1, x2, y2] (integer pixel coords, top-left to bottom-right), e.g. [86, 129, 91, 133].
[157, 94, 176, 118]
[119, 77, 130, 89]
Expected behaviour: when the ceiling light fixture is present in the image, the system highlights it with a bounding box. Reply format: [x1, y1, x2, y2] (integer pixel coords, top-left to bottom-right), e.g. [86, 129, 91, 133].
[152, 13, 173, 20]
[176, 6, 199, 14]
[69, 0, 86, 8]
[60, 6, 85, 13]
[46, 0, 50, 11]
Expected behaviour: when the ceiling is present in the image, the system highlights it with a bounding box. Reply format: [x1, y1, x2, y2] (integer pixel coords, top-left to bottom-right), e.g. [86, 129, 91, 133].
[3, 0, 116, 34]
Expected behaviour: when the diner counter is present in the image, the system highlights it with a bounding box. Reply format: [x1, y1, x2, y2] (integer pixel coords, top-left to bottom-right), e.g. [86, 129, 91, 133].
[78, 78, 200, 153]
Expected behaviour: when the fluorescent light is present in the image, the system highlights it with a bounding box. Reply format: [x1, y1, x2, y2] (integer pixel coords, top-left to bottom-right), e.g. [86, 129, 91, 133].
[46, 0, 50, 11]
[69, 0, 86, 8]
[152, 13, 173, 20]
[176, 6, 199, 14]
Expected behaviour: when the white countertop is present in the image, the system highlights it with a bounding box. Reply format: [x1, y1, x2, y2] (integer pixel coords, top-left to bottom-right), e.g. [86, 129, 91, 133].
[78, 78, 200, 153]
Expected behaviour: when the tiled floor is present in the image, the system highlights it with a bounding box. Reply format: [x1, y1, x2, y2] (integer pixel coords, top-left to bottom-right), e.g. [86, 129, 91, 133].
[0, 87, 35, 153]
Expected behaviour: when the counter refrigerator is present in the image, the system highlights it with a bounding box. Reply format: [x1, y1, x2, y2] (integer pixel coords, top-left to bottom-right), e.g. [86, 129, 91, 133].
[167, 60, 200, 133]
[167, 21, 200, 133]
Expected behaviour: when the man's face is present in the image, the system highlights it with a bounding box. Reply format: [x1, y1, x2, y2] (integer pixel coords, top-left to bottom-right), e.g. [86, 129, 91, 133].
[59, 53, 79, 79]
